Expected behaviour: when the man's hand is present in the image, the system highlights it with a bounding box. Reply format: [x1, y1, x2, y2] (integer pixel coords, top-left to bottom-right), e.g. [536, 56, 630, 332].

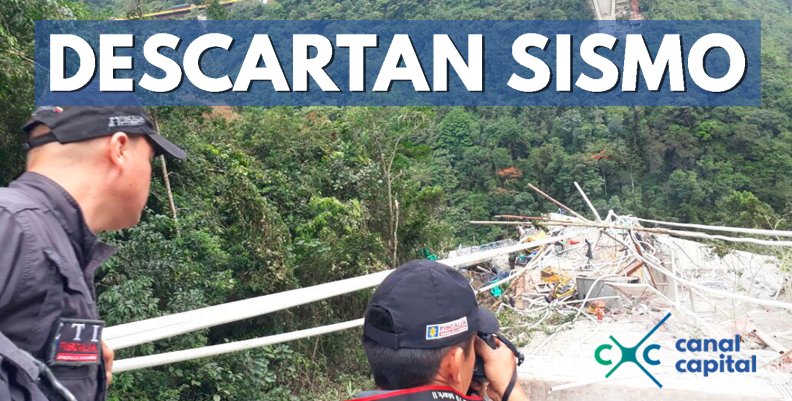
[102, 341, 114, 387]
[468, 381, 490, 400]
[474, 336, 529, 401]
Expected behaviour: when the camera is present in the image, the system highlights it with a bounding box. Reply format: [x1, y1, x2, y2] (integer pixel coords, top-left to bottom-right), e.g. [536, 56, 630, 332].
[472, 332, 525, 381]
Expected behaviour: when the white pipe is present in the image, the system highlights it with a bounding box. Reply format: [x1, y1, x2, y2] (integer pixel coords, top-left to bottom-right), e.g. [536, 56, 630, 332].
[574, 181, 602, 222]
[536, 220, 792, 247]
[111, 235, 575, 372]
[113, 231, 580, 373]
[111, 235, 577, 373]
[104, 270, 389, 350]
[105, 234, 577, 350]
[634, 217, 792, 238]
[113, 319, 364, 373]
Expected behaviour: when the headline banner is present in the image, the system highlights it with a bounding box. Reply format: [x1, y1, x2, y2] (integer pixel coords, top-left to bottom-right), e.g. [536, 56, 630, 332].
[35, 20, 761, 106]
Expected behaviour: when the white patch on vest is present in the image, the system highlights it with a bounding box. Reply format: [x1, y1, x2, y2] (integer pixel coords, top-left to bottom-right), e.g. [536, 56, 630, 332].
[425, 316, 468, 340]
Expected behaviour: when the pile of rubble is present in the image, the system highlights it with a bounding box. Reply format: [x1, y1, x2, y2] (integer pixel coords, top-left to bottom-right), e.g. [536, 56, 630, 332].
[463, 183, 792, 400]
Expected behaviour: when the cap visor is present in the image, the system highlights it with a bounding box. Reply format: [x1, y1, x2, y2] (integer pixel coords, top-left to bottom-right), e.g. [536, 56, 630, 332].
[477, 306, 500, 335]
[149, 134, 187, 160]
[22, 118, 41, 132]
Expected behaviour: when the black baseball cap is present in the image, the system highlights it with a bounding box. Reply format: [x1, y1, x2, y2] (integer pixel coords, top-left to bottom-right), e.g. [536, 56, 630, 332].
[22, 106, 187, 160]
[363, 260, 500, 349]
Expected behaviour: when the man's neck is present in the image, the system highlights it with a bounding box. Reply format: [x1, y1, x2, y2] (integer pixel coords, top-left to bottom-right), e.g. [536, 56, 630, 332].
[428, 379, 466, 395]
[27, 167, 105, 233]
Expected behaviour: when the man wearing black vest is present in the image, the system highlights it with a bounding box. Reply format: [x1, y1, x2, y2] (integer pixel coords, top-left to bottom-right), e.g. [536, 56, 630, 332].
[0, 106, 185, 401]
[351, 260, 530, 401]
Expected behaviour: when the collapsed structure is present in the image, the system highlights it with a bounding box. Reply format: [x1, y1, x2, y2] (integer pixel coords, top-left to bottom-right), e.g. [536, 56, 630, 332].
[466, 183, 792, 401]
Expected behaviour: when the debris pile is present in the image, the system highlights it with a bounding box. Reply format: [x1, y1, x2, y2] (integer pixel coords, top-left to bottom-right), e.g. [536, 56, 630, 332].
[461, 182, 792, 394]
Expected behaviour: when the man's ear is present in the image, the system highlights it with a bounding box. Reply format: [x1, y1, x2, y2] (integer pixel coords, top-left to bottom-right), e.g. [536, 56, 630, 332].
[438, 346, 466, 386]
[108, 132, 131, 168]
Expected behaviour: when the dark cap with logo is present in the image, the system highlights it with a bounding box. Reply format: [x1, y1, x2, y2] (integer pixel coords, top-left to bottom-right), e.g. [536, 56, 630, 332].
[22, 106, 186, 160]
[363, 259, 500, 349]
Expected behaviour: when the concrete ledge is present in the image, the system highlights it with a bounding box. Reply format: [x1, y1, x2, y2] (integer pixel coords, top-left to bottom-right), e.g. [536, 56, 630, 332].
[518, 355, 788, 401]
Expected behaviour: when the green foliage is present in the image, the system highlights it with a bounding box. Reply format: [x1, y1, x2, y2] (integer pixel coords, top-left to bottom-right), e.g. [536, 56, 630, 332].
[717, 191, 778, 229]
[0, 0, 88, 184]
[205, 0, 228, 19]
[438, 108, 477, 151]
[228, 0, 594, 20]
[292, 196, 383, 286]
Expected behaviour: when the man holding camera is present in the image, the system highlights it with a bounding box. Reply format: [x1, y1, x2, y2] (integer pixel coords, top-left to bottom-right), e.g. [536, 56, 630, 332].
[350, 260, 530, 401]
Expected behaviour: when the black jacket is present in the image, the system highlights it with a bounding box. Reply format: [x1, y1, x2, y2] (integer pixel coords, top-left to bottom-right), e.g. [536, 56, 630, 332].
[0, 172, 116, 401]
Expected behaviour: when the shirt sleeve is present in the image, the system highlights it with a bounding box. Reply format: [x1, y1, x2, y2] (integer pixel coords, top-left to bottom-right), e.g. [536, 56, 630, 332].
[0, 359, 12, 401]
[0, 211, 29, 309]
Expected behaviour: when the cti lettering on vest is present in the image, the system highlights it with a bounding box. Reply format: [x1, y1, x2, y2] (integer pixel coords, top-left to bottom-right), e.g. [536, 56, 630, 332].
[47, 318, 105, 366]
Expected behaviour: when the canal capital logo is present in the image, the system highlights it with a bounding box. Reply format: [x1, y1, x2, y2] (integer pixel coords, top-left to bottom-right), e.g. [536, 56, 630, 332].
[594, 312, 758, 389]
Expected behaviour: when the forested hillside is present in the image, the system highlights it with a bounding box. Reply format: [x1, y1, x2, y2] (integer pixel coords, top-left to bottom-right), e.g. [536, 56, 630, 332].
[0, 0, 790, 399]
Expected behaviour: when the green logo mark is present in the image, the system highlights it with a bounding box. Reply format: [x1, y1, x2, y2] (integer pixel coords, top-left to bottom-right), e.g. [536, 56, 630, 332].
[594, 312, 671, 388]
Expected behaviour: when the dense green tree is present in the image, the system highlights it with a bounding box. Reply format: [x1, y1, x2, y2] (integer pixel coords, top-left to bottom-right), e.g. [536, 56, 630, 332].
[205, 0, 228, 19]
